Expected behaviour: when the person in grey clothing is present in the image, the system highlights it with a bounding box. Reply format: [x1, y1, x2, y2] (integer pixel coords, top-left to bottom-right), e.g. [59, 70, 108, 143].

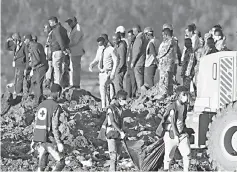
[131, 25, 148, 95]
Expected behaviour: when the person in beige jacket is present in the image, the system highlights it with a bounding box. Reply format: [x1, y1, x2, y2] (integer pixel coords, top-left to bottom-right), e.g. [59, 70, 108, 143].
[65, 17, 85, 88]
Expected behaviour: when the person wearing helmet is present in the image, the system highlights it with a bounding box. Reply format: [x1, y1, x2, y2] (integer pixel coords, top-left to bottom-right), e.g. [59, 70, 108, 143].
[115, 26, 128, 47]
[5, 32, 29, 96]
[143, 27, 160, 88]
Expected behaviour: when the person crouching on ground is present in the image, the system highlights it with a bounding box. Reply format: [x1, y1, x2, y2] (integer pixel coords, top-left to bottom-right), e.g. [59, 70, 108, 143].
[156, 86, 191, 172]
[106, 90, 127, 171]
[31, 83, 65, 172]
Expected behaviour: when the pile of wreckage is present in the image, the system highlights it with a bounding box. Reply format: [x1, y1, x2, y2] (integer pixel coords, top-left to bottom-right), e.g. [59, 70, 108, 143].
[1, 85, 212, 171]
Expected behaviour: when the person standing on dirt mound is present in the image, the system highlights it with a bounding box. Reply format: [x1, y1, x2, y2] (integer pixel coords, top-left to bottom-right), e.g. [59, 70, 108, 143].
[105, 90, 127, 171]
[24, 34, 48, 107]
[31, 83, 65, 172]
[156, 86, 191, 172]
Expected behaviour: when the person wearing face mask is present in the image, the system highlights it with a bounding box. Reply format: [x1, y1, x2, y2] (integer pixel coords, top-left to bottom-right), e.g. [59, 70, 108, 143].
[31, 83, 65, 172]
[156, 86, 191, 172]
[213, 29, 228, 51]
[181, 38, 196, 92]
[101, 90, 127, 171]
[5, 32, 29, 97]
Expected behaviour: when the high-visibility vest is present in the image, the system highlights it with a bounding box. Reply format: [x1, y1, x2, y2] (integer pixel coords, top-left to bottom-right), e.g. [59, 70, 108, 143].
[33, 99, 59, 142]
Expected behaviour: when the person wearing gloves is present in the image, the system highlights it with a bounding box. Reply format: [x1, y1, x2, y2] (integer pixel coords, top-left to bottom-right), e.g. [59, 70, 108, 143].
[24, 34, 48, 106]
[156, 86, 191, 172]
[89, 35, 118, 109]
[115, 25, 129, 47]
[65, 17, 85, 88]
[31, 83, 65, 172]
[105, 90, 127, 171]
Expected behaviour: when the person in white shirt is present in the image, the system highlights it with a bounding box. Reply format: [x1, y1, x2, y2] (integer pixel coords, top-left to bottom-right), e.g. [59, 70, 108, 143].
[89, 36, 118, 109]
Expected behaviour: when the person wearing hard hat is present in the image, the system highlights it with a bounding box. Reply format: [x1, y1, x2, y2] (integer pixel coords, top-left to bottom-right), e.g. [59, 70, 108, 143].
[32, 35, 38, 42]
[5, 32, 30, 96]
[143, 27, 160, 88]
[115, 26, 128, 47]
[163, 23, 182, 84]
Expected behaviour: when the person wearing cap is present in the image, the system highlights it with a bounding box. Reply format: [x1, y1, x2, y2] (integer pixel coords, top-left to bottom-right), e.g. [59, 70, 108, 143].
[89, 36, 118, 109]
[115, 26, 128, 47]
[143, 27, 160, 88]
[112, 33, 127, 94]
[31, 83, 65, 172]
[48, 16, 70, 86]
[162, 24, 182, 84]
[157, 28, 176, 98]
[24, 34, 48, 106]
[131, 25, 148, 95]
[44, 23, 54, 88]
[156, 86, 191, 172]
[65, 17, 85, 88]
[5, 32, 29, 96]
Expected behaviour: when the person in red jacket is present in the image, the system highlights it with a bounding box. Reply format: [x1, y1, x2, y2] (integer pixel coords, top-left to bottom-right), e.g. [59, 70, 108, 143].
[24, 34, 48, 106]
[31, 83, 65, 172]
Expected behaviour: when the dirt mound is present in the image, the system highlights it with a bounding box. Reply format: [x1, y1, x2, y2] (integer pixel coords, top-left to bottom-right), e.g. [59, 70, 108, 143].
[1, 86, 212, 171]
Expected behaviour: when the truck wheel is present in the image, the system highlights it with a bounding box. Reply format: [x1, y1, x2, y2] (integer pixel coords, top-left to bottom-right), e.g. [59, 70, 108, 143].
[206, 101, 237, 171]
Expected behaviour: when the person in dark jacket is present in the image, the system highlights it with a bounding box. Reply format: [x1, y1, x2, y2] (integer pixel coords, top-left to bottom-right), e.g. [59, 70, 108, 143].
[31, 83, 65, 172]
[112, 33, 127, 94]
[124, 30, 137, 98]
[5, 33, 29, 96]
[48, 16, 70, 86]
[24, 34, 48, 106]
[105, 90, 127, 171]
[181, 38, 196, 91]
[131, 25, 148, 95]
